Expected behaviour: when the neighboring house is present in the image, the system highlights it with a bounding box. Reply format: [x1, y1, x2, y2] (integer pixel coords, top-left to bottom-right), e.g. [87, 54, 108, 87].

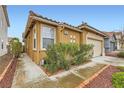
[104, 32, 117, 52]
[23, 11, 106, 64]
[114, 32, 123, 50]
[0, 6, 10, 56]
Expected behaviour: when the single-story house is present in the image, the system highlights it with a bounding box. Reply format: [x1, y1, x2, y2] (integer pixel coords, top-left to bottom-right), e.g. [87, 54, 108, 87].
[0, 5, 10, 56]
[23, 11, 107, 64]
[104, 32, 117, 52]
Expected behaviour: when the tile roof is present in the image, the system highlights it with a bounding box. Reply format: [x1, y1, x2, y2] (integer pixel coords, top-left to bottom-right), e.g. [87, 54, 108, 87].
[29, 11, 60, 24]
[114, 32, 122, 35]
[24, 11, 107, 38]
[78, 23, 107, 37]
[103, 32, 114, 37]
[29, 11, 82, 31]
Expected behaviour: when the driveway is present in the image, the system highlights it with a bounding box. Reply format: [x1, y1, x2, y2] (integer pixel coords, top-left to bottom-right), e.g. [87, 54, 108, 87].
[92, 56, 124, 66]
[12, 54, 123, 88]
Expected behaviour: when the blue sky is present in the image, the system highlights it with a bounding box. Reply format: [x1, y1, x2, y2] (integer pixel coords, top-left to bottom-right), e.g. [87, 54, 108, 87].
[7, 5, 124, 41]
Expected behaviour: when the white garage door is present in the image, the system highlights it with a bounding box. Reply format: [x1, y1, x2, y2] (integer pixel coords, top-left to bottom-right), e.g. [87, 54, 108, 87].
[87, 38, 102, 57]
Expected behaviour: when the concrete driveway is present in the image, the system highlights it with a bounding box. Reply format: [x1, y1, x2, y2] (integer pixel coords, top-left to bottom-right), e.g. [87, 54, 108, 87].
[92, 56, 124, 66]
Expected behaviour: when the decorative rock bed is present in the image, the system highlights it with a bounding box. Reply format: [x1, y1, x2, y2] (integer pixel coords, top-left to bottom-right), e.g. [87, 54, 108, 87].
[78, 65, 120, 88]
[0, 57, 17, 88]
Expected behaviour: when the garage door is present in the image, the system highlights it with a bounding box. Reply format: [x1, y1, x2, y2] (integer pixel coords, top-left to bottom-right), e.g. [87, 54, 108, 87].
[87, 38, 102, 57]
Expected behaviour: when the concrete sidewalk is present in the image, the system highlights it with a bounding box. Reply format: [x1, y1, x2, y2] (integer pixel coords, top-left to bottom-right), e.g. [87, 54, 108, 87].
[92, 56, 124, 66]
[12, 53, 48, 87]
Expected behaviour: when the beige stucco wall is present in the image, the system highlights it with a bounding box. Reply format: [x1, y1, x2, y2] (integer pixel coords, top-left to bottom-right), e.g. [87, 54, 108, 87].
[86, 31, 104, 41]
[61, 28, 81, 44]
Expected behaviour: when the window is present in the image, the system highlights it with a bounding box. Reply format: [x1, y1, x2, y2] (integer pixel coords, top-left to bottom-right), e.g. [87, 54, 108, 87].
[33, 27, 37, 50]
[64, 31, 68, 35]
[1, 42, 3, 49]
[0, 20, 2, 28]
[41, 25, 55, 49]
[1, 40, 3, 50]
[70, 35, 76, 43]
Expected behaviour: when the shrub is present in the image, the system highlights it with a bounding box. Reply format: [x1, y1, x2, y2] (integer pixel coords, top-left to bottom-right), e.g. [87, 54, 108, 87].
[117, 66, 124, 71]
[74, 44, 93, 65]
[117, 52, 124, 58]
[112, 72, 124, 88]
[10, 38, 22, 58]
[44, 43, 93, 73]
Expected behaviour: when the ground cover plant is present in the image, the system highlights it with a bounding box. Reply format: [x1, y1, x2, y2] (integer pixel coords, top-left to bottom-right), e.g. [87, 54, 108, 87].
[112, 66, 124, 88]
[117, 51, 124, 58]
[112, 72, 124, 88]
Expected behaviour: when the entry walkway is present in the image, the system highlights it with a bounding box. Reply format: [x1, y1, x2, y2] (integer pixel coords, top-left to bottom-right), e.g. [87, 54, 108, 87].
[12, 53, 48, 87]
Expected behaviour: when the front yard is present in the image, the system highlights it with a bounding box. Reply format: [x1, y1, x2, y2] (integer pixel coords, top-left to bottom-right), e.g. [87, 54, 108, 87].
[6, 42, 124, 88]
[11, 53, 109, 88]
[11, 53, 124, 88]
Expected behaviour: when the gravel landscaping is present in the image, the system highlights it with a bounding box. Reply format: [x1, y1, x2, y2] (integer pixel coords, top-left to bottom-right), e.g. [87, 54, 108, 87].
[105, 51, 119, 57]
[0, 58, 17, 88]
[0, 54, 13, 75]
[83, 65, 120, 88]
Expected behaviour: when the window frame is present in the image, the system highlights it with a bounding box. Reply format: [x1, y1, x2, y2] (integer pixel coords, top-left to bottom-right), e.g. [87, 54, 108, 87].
[33, 25, 37, 50]
[1, 39, 3, 50]
[41, 24, 56, 51]
[0, 19, 3, 28]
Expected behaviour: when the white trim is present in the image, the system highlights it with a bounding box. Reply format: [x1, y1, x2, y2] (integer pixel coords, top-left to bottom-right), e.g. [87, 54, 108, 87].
[33, 25, 37, 50]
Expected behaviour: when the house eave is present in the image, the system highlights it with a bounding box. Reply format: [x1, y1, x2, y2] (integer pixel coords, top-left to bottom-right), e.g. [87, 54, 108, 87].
[62, 24, 82, 32]
[79, 25, 107, 37]
[2, 5, 10, 27]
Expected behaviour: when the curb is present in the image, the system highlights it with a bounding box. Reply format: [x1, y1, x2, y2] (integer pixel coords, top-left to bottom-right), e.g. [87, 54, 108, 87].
[0, 56, 14, 82]
[77, 64, 110, 88]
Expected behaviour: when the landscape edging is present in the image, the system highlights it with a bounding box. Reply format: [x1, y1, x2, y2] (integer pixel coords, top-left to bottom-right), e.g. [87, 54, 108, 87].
[0, 56, 14, 81]
[0, 56, 17, 88]
[77, 64, 110, 88]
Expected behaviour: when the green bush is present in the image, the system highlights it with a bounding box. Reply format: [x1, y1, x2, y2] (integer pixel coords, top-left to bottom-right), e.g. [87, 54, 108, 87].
[112, 72, 124, 88]
[10, 38, 22, 58]
[117, 66, 124, 71]
[117, 52, 124, 58]
[44, 43, 93, 73]
[74, 44, 93, 65]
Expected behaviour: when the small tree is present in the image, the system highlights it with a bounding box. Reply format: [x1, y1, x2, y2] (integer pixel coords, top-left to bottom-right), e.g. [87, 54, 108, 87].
[10, 38, 22, 58]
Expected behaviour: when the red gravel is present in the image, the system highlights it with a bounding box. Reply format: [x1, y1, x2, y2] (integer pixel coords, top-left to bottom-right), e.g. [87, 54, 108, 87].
[84, 66, 120, 88]
[0, 54, 13, 75]
[105, 51, 119, 57]
[0, 58, 17, 88]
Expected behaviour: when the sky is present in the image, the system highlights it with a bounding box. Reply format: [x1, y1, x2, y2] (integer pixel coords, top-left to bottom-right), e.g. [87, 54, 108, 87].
[7, 5, 124, 41]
